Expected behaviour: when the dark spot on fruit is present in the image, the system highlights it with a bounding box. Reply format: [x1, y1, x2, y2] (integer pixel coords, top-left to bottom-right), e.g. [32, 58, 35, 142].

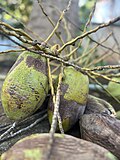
[8, 86, 16, 96]
[7, 85, 29, 111]
[35, 95, 40, 101]
[17, 105, 22, 109]
[48, 83, 86, 128]
[34, 91, 39, 94]
[60, 83, 69, 96]
[26, 56, 47, 75]
[48, 93, 85, 128]
[31, 87, 35, 92]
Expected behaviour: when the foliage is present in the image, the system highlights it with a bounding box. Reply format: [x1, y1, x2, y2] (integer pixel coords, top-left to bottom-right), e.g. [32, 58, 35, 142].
[0, 0, 33, 28]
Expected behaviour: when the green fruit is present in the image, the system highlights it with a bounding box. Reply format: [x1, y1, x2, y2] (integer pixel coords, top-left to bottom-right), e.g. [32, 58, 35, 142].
[107, 77, 120, 100]
[1, 51, 49, 120]
[48, 66, 89, 132]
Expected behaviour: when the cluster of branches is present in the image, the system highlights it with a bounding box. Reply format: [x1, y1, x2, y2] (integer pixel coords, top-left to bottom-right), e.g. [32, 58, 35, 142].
[0, 0, 120, 159]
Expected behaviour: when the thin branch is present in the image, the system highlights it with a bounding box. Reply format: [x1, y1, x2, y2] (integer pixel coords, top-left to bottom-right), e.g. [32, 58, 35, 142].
[58, 16, 120, 53]
[0, 114, 47, 143]
[85, 65, 120, 71]
[81, 32, 112, 66]
[66, 15, 120, 55]
[90, 71, 120, 84]
[0, 31, 85, 73]
[84, 1, 96, 30]
[36, 0, 65, 45]
[62, 2, 97, 60]
[0, 6, 44, 42]
[47, 58, 56, 107]
[50, 65, 64, 134]
[0, 26, 33, 45]
[0, 49, 25, 54]
[47, 59, 64, 133]
[1, 31, 120, 80]
[112, 30, 120, 53]
[45, 65, 64, 160]
[87, 49, 114, 67]
[0, 122, 16, 139]
[89, 36, 120, 55]
[88, 73, 120, 104]
[0, 21, 32, 41]
[44, 0, 72, 43]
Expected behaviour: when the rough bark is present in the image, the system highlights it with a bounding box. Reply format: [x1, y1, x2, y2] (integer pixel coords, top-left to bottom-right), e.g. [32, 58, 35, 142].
[1, 133, 116, 160]
[80, 96, 120, 160]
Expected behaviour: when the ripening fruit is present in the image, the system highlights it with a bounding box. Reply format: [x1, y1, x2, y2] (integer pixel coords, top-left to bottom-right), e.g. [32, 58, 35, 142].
[107, 77, 120, 100]
[1, 51, 49, 120]
[48, 66, 89, 132]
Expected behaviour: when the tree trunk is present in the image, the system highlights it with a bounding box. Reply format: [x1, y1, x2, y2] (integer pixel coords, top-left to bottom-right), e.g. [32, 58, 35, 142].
[80, 95, 120, 159]
[80, 114, 120, 159]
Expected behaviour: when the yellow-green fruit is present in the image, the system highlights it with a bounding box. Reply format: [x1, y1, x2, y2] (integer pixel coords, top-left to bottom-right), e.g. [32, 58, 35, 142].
[48, 66, 89, 132]
[107, 77, 120, 100]
[1, 51, 49, 120]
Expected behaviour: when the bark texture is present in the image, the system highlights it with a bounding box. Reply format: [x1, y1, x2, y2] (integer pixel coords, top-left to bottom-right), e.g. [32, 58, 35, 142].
[80, 96, 120, 159]
[1, 133, 116, 160]
[80, 114, 120, 159]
